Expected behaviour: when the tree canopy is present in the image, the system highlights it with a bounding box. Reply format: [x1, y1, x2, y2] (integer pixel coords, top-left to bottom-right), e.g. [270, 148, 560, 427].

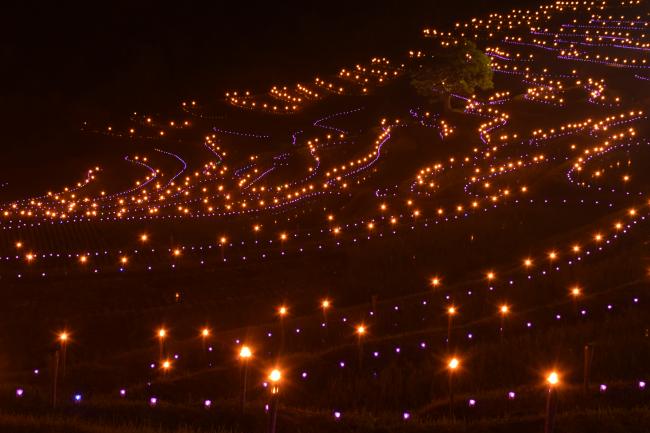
[410, 40, 493, 109]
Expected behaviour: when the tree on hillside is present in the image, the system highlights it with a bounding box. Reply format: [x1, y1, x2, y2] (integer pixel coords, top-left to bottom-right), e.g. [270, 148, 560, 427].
[410, 39, 493, 110]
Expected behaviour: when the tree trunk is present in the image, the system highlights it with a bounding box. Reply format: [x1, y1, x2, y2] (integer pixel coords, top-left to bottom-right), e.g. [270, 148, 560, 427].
[442, 93, 452, 111]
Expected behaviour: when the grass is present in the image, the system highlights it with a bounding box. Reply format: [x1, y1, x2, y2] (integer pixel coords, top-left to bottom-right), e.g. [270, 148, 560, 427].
[1, 404, 650, 433]
[0, 412, 241, 433]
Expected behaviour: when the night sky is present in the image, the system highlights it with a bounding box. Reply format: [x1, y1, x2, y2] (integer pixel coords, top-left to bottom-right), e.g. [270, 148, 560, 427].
[2, 1, 538, 152]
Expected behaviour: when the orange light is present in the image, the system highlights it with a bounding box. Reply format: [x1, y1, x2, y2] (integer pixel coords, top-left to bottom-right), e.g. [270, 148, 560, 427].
[239, 345, 252, 359]
[547, 371, 559, 386]
[269, 369, 281, 383]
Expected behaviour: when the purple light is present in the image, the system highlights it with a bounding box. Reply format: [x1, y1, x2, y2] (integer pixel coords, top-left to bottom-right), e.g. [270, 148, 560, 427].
[149, 397, 158, 406]
[119, 389, 126, 397]
[468, 399, 477, 407]
[403, 412, 411, 420]
[600, 384, 607, 392]
[639, 381, 646, 389]
[15, 388, 24, 397]
[74, 394, 82, 403]
[204, 400, 212, 408]
[508, 391, 516, 400]
[334, 411, 342, 419]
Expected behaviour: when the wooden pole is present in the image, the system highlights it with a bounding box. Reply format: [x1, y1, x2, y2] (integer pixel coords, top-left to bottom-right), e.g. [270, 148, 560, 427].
[544, 387, 558, 433]
[51, 350, 60, 409]
[240, 360, 249, 413]
[357, 335, 364, 369]
[267, 390, 279, 433]
[448, 370, 455, 420]
[60, 341, 67, 381]
[279, 318, 285, 354]
[583, 344, 594, 394]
